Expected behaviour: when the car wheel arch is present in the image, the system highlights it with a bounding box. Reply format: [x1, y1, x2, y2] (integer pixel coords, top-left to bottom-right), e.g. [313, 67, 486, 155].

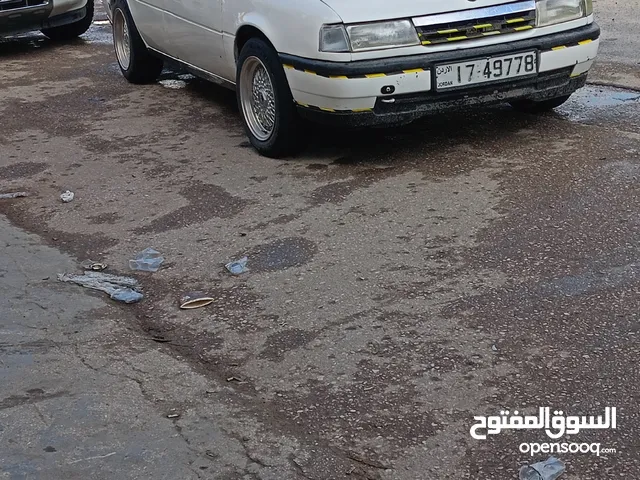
[234, 25, 276, 63]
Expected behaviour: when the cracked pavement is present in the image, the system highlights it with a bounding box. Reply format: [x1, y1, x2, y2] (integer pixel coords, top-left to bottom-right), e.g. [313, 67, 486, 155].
[1, 1, 640, 479]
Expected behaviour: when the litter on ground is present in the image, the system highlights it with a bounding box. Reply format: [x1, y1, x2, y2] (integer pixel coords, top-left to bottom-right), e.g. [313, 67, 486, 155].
[57, 271, 143, 304]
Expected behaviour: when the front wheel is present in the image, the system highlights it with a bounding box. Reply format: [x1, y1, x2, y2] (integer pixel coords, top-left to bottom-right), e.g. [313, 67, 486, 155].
[510, 95, 572, 113]
[237, 37, 306, 158]
[112, 0, 163, 84]
[41, 0, 94, 41]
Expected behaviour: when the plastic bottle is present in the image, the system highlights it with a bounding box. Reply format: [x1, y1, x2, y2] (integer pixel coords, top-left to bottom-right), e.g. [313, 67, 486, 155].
[519, 457, 565, 480]
[129, 248, 164, 272]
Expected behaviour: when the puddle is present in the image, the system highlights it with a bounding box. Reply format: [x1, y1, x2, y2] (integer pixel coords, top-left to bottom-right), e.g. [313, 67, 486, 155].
[570, 85, 640, 107]
[83, 22, 113, 45]
[156, 69, 195, 89]
[540, 263, 640, 297]
[159, 79, 188, 90]
[558, 85, 640, 122]
[0, 32, 46, 51]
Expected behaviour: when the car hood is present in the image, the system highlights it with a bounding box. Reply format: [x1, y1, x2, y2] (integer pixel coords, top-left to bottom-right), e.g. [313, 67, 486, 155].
[320, 0, 516, 23]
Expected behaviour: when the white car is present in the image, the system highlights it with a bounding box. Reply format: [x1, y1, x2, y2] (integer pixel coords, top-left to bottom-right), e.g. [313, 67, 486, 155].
[104, 0, 599, 157]
[0, 0, 93, 40]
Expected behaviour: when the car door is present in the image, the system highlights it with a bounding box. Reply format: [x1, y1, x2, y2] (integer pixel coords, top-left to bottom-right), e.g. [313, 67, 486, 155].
[127, 0, 169, 53]
[164, 0, 226, 77]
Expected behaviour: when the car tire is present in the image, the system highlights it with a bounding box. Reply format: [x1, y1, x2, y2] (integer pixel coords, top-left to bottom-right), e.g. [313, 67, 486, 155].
[237, 37, 306, 158]
[112, 0, 163, 84]
[510, 95, 572, 113]
[41, 0, 94, 41]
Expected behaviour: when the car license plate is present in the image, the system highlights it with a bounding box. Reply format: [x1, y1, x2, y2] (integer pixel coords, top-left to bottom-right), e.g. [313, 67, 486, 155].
[435, 51, 537, 90]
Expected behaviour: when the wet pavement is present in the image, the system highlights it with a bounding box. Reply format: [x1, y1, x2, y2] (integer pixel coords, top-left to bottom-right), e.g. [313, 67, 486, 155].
[1, 2, 640, 479]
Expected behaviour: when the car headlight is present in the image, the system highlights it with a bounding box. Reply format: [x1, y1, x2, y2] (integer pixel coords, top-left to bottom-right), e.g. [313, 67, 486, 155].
[536, 0, 591, 27]
[320, 20, 420, 53]
[346, 20, 420, 51]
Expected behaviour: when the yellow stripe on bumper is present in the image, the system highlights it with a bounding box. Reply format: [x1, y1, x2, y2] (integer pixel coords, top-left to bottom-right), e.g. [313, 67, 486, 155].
[284, 63, 429, 80]
[437, 28, 459, 34]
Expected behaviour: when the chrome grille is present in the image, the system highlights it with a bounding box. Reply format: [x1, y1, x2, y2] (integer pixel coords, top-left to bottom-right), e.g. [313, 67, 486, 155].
[413, 0, 537, 46]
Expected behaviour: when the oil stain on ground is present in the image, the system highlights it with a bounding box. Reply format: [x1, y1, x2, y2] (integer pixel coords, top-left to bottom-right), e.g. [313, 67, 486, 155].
[241, 237, 318, 273]
[0, 161, 48, 180]
[259, 328, 318, 361]
[86, 212, 121, 225]
[134, 182, 251, 234]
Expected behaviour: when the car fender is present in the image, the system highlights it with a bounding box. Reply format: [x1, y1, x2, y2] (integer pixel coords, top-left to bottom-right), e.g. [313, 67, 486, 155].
[50, 0, 88, 17]
[224, 0, 350, 78]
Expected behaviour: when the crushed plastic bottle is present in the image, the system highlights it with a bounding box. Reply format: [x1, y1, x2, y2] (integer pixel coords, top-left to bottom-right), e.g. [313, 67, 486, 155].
[225, 257, 248, 275]
[159, 79, 187, 89]
[111, 289, 144, 304]
[129, 248, 164, 272]
[519, 457, 566, 480]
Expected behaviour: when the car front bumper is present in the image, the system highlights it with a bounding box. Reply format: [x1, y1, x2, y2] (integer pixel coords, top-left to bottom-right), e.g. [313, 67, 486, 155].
[0, 1, 86, 36]
[280, 22, 600, 126]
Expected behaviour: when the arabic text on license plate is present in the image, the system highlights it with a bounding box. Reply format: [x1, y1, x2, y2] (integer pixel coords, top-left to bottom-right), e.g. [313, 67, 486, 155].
[435, 52, 537, 90]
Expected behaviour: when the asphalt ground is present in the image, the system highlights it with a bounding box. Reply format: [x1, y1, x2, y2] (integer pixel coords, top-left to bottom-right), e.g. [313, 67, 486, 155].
[1, 2, 639, 478]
